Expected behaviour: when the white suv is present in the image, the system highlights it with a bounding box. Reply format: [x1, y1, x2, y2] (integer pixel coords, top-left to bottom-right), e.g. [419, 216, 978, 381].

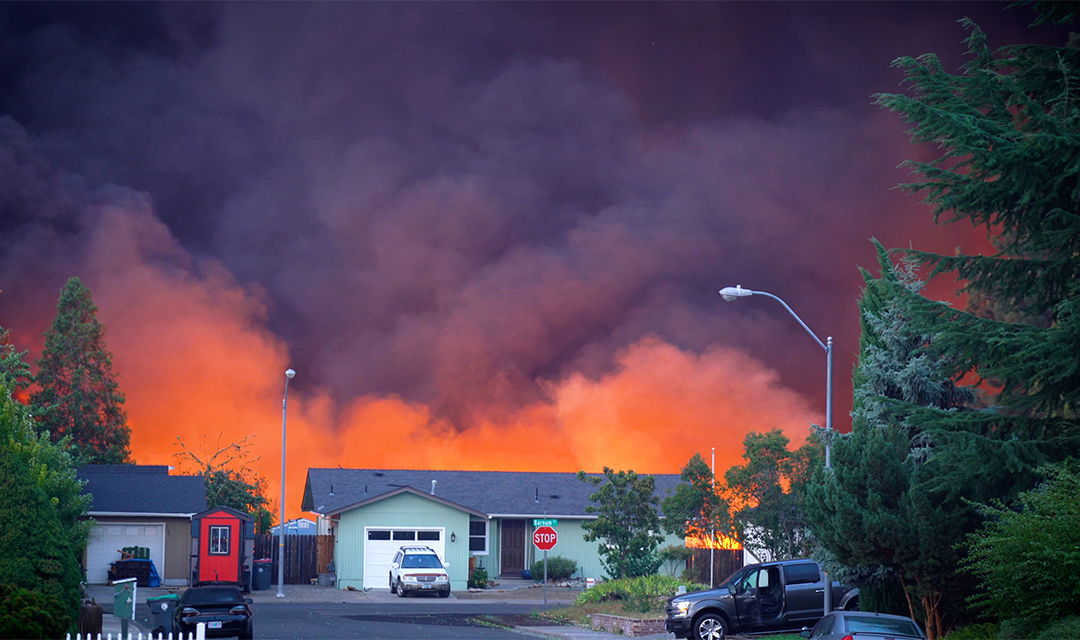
[389, 546, 450, 597]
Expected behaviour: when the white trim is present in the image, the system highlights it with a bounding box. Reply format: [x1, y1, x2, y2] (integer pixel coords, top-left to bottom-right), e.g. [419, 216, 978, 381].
[468, 519, 489, 556]
[486, 514, 597, 519]
[88, 512, 197, 518]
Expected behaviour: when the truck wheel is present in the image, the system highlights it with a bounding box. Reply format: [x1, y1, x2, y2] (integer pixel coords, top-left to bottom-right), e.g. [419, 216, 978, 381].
[693, 613, 728, 640]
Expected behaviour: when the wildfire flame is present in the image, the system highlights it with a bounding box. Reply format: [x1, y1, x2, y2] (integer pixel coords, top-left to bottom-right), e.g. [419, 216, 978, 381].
[685, 534, 742, 551]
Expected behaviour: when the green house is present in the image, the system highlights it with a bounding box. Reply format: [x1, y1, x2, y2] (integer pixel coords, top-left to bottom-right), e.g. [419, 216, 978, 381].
[301, 469, 685, 591]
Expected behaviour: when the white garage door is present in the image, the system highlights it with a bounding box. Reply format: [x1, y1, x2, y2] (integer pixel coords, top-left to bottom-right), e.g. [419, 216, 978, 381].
[363, 528, 445, 589]
[85, 523, 165, 584]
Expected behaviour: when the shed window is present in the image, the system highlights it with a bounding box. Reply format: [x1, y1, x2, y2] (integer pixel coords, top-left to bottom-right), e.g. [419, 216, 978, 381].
[209, 526, 230, 555]
[469, 520, 488, 555]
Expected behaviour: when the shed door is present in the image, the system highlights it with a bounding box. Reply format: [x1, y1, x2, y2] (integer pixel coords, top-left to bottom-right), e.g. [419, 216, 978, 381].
[198, 517, 240, 584]
[85, 523, 165, 584]
[362, 528, 445, 589]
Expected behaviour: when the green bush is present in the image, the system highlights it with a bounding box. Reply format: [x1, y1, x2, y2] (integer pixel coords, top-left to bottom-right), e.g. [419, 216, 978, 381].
[530, 556, 578, 582]
[0, 583, 73, 640]
[468, 567, 489, 589]
[943, 623, 998, 640]
[1035, 616, 1080, 640]
[0, 427, 81, 631]
[576, 575, 708, 613]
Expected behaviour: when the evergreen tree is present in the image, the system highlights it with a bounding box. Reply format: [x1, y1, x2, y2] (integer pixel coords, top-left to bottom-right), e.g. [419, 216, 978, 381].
[0, 327, 31, 399]
[31, 277, 131, 464]
[807, 246, 980, 639]
[578, 467, 664, 579]
[872, 19, 1080, 452]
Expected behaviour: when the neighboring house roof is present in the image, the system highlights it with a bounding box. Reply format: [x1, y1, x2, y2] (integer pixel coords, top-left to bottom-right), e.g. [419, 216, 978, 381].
[78, 465, 207, 516]
[302, 468, 681, 519]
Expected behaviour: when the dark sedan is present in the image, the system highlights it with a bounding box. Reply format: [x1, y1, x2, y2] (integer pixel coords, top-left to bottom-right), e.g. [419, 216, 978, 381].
[801, 611, 926, 640]
[173, 586, 254, 639]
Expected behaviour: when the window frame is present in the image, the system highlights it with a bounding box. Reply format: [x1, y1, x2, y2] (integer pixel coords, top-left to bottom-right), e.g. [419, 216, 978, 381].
[208, 525, 231, 556]
[468, 519, 489, 556]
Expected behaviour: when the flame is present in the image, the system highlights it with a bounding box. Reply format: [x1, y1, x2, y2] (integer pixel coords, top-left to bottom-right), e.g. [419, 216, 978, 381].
[685, 533, 742, 551]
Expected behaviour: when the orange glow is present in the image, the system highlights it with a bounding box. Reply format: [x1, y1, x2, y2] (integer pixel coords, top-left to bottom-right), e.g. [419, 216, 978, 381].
[51, 203, 822, 522]
[685, 534, 742, 551]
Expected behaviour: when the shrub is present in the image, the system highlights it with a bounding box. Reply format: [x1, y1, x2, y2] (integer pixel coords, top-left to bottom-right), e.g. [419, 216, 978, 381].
[530, 556, 578, 582]
[943, 623, 998, 640]
[576, 575, 708, 613]
[0, 428, 81, 630]
[0, 583, 73, 640]
[468, 567, 489, 589]
[1035, 616, 1080, 640]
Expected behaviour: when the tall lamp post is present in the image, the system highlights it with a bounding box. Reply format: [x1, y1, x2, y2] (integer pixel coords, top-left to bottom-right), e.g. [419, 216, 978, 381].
[277, 368, 296, 599]
[718, 285, 833, 613]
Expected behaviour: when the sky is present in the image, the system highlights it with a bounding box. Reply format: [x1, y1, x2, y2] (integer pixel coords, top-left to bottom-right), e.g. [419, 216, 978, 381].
[0, 2, 1067, 520]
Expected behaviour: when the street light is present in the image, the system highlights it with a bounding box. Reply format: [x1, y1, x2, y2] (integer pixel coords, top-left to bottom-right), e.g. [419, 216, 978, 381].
[277, 368, 296, 599]
[718, 285, 834, 613]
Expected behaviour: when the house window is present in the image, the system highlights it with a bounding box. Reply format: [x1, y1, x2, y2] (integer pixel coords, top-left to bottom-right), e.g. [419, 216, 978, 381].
[469, 520, 488, 555]
[209, 526, 230, 555]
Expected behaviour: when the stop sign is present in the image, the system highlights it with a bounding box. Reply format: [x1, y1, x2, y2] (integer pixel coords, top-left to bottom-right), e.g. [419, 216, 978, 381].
[533, 526, 558, 550]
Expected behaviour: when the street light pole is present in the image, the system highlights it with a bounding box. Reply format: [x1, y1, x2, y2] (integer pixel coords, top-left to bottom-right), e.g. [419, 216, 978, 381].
[718, 285, 834, 612]
[277, 368, 296, 599]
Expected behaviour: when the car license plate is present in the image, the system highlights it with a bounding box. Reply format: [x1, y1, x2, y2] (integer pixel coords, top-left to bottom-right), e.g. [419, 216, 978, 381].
[209, 621, 223, 629]
[423, 584, 431, 589]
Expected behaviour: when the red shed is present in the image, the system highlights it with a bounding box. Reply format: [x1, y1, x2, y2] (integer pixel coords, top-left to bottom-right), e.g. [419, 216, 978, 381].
[192, 506, 251, 587]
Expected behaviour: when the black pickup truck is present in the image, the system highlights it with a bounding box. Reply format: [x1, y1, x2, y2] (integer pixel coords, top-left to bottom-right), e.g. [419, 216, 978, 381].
[665, 559, 858, 640]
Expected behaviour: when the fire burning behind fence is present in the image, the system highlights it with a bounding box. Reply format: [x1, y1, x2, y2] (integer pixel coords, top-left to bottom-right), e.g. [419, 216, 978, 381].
[685, 534, 742, 551]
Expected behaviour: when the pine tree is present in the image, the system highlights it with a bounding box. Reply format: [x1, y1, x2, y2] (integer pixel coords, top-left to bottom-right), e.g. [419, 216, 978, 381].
[872, 19, 1080, 447]
[0, 326, 31, 399]
[31, 277, 131, 464]
[808, 245, 981, 639]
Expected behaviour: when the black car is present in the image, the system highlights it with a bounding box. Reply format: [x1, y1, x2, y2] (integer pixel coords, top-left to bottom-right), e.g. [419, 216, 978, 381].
[173, 586, 254, 639]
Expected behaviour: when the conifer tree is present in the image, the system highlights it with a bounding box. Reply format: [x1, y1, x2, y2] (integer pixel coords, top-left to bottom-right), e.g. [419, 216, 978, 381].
[0, 326, 31, 398]
[808, 245, 979, 639]
[31, 277, 131, 464]
[872, 19, 1080, 457]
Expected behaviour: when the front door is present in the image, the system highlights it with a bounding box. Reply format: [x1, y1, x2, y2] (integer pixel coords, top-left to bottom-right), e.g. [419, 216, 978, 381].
[500, 520, 526, 577]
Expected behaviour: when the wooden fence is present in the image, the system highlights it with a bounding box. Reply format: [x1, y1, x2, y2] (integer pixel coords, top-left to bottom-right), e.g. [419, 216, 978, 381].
[253, 534, 334, 585]
[686, 548, 743, 588]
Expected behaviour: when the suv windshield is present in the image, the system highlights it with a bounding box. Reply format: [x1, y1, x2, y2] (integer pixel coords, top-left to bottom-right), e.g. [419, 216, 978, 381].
[402, 554, 443, 569]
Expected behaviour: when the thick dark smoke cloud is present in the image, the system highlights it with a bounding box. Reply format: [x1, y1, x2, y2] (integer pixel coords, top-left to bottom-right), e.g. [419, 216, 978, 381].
[0, 2, 1063, 441]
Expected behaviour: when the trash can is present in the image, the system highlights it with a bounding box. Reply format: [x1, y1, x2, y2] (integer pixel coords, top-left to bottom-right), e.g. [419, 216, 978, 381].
[146, 594, 180, 635]
[253, 558, 273, 591]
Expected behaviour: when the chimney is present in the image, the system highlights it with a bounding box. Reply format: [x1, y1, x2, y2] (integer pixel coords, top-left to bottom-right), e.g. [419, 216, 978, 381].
[431, 480, 437, 495]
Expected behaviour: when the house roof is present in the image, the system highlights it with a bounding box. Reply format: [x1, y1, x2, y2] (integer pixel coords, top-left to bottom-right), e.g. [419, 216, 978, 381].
[78, 465, 207, 516]
[302, 468, 682, 519]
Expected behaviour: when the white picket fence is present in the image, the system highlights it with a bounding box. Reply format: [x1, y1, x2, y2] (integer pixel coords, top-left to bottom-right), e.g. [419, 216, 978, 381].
[67, 622, 206, 640]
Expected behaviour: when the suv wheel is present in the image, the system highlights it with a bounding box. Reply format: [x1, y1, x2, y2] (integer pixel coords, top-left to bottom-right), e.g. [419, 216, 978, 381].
[693, 613, 728, 640]
[396, 580, 408, 597]
[389, 574, 396, 594]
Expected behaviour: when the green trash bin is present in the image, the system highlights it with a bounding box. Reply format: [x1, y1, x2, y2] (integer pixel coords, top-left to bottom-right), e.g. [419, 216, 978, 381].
[146, 594, 180, 635]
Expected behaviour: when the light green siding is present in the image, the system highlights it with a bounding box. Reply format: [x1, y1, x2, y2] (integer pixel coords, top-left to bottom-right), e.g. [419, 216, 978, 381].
[334, 492, 472, 591]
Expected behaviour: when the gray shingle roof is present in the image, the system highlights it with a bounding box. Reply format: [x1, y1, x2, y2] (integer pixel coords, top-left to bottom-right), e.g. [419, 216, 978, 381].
[302, 468, 682, 518]
[78, 465, 207, 515]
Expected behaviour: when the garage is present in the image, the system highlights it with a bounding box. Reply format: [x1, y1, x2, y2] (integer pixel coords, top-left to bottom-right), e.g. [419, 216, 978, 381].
[363, 528, 445, 589]
[85, 523, 166, 584]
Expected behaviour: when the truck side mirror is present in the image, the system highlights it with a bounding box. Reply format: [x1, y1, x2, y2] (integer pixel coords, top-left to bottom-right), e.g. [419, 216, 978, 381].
[728, 584, 736, 595]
